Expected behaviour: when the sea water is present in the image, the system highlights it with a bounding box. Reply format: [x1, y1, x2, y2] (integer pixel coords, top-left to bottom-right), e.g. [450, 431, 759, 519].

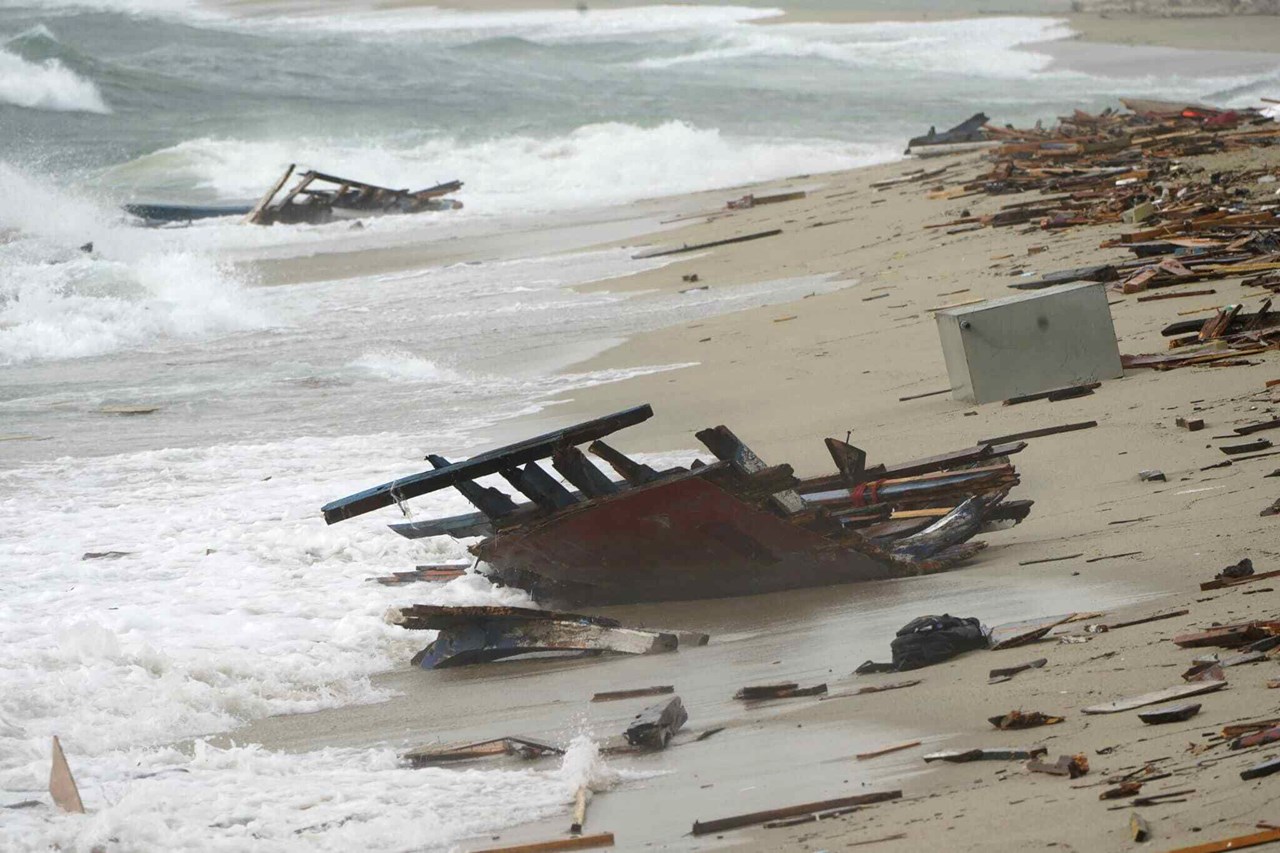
[1, 0, 1277, 848]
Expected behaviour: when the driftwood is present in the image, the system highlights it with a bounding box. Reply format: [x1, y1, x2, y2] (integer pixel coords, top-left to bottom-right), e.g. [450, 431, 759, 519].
[247, 165, 462, 226]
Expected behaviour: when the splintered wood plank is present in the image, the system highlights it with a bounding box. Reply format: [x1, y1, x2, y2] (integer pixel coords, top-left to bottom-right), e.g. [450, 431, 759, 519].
[1161, 828, 1280, 853]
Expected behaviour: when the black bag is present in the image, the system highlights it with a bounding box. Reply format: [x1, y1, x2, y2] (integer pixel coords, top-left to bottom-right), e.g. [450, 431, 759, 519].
[889, 614, 988, 671]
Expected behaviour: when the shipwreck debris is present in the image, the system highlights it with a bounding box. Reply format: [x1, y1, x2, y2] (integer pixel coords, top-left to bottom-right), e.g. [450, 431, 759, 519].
[386, 605, 694, 669]
[691, 790, 902, 836]
[623, 696, 687, 750]
[923, 747, 1047, 763]
[1027, 753, 1089, 779]
[734, 683, 827, 701]
[403, 736, 562, 768]
[989, 710, 1064, 730]
[1137, 703, 1201, 725]
[325, 405, 1034, 606]
[1082, 679, 1227, 715]
[245, 165, 462, 226]
[473, 833, 615, 853]
[49, 736, 84, 815]
[591, 686, 674, 703]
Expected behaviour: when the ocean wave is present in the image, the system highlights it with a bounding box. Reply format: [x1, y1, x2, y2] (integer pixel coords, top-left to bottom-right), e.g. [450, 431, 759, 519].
[107, 121, 899, 212]
[0, 163, 263, 365]
[350, 350, 463, 383]
[637, 16, 1073, 78]
[0, 44, 109, 113]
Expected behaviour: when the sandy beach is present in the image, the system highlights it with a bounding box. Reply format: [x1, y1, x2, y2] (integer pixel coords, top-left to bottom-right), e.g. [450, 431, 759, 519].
[225, 127, 1280, 851]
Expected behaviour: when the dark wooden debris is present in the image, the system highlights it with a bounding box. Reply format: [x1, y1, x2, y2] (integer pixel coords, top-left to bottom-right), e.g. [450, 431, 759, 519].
[631, 229, 782, 260]
[1027, 753, 1089, 778]
[623, 696, 687, 750]
[691, 790, 902, 836]
[734, 683, 828, 701]
[979, 421, 1097, 445]
[923, 747, 1047, 763]
[403, 736, 563, 767]
[989, 710, 1064, 729]
[1137, 703, 1201, 724]
[591, 686, 674, 703]
[988, 658, 1047, 684]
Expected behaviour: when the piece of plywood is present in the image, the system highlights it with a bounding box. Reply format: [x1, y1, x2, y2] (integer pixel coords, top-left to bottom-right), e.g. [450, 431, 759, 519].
[1082, 679, 1227, 715]
[49, 736, 84, 814]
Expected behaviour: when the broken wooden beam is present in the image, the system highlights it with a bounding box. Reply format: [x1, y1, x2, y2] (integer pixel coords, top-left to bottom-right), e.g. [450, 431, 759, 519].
[472, 832, 616, 853]
[978, 421, 1097, 445]
[923, 747, 1047, 763]
[322, 405, 652, 523]
[854, 740, 921, 761]
[631, 229, 781, 260]
[587, 440, 659, 485]
[403, 736, 562, 767]
[734, 683, 827, 701]
[691, 790, 902, 836]
[387, 605, 682, 669]
[591, 686, 674, 703]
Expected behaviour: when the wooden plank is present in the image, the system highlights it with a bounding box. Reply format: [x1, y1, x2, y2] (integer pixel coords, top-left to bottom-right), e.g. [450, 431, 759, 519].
[49, 736, 84, 814]
[1200, 569, 1280, 591]
[855, 740, 921, 760]
[552, 445, 619, 498]
[587, 440, 659, 485]
[979, 421, 1097, 445]
[244, 163, 295, 224]
[322, 405, 652, 523]
[631, 229, 781, 260]
[427, 454, 517, 519]
[502, 461, 579, 511]
[1082, 679, 1227, 714]
[692, 790, 902, 835]
[472, 832, 615, 853]
[1161, 828, 1280, 853]
[591, 686, 674, 703]
[898, 388, 951, 402]
[1137, 289, 1218, 302]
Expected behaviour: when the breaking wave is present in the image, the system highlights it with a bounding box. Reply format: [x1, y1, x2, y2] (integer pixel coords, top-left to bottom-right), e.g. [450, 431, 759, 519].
[0, 44, 109, 113]
[0, 163, 262, 365]
[108, 121, 898, 212]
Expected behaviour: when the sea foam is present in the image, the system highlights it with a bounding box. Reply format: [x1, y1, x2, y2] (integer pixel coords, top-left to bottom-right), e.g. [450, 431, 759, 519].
[0, 46, 109, 114]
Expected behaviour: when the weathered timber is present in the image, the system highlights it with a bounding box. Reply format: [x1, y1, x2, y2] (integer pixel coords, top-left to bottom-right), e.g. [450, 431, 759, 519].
[403, 736, 562, 767]
[1161, 828, 1280, 853]
[1201, 569, 1280, 591]
[322, 405, 652, 522]
[390, 511, 495, 540]
[1173, 622, 1277, 648]
[472, 833, 615, 853]
[855, 740, 920, 761]
[427, 454, 518, 518]
[691, 790, 902, 836]
[1104, 609, 1190, 630]
[825, 437, 868, 482]
[244, 163, 296, 224]
[734, 683, 827, 700]
[387, 606, 680, 669]
[988, 658, 1047, 683]
[923, 747, 1047, 763]
[1137, 703, 1201, 724]
[1222, 439, 1273, 456]
[696, 424, 804, 514]
[1003, 383, 1099, 405]
[890, 493, 1004, 563]
[623, 696, 687, 749]
[631, 229, 781, 260]
[587, 440, 659, 485]
[569, 785, 588, 835]
[1082, 680, 1227, 714]
[979, 421, 1097, 445]
[591, 686, 674, 703]
[502, 462, 579, 511]
[1241, 758, 1280, 781]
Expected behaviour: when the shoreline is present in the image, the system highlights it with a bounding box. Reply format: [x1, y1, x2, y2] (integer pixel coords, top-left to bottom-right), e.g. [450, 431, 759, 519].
[226, 127, 1280, 851]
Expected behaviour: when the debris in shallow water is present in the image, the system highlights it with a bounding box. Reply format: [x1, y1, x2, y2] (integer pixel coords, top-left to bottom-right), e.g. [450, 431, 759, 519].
[49, 736, 84, 814]
[81, 551, 132, 561]
[402, 736, 562, 767]
[99, 405, 158, 415]
[386, 605, 691, 669]
[245, 164, 462, 226]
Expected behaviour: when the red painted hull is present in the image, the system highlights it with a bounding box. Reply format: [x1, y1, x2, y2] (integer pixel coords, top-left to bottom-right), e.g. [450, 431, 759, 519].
[474, 473, 906, 606]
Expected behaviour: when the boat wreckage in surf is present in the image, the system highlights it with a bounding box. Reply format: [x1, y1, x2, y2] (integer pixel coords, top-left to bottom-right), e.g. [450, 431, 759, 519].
[321, 405, 1033, 606]
[124, 164, 463, 225]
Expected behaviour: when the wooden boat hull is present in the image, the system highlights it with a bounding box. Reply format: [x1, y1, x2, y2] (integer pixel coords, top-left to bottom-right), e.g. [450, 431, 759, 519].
[475, 473, 906, 606]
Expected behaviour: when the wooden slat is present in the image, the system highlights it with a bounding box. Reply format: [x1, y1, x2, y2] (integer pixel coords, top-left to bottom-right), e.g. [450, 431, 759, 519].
[322, 405, 652, 523]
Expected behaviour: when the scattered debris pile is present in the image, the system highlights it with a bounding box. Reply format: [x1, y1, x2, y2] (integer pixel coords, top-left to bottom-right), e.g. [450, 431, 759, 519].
[322, 404, 1034, 606]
